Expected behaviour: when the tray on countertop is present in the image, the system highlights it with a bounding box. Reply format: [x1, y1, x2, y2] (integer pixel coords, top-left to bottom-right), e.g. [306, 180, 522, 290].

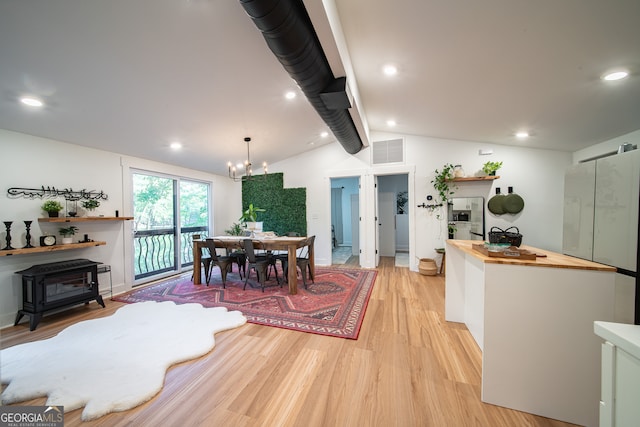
[472, 243, 543, 260]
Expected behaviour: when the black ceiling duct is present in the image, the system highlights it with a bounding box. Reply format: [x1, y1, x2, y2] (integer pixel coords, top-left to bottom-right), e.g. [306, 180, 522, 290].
[239, 0, 364, 155]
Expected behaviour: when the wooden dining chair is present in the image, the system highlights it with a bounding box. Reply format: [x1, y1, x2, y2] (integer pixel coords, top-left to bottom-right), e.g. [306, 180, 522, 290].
[203, 239, 234, 288]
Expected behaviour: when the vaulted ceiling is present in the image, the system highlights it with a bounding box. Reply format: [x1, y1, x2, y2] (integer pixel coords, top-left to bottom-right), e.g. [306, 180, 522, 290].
[1, 0, 639, 176]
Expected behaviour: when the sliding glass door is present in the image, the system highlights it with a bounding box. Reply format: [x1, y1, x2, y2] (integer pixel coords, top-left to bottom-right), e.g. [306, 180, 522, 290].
[132, 171, 209, 281]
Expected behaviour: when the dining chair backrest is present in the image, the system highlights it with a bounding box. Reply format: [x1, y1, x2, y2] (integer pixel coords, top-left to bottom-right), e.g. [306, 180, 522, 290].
[298, 235, 315, 259]
[204, 239, 221, 261]
[242, 239, 258, 263]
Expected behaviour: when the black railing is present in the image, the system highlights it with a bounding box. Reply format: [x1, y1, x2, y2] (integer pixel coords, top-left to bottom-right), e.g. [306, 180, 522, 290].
[134, 226, 208, 279]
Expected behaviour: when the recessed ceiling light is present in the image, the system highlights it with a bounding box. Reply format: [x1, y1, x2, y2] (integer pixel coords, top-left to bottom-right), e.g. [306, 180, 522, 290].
[170, 142, 182, 150]
[383, 64, 398, 76]
[285, 91, 296, 100]
[515, 131, 529, 139]
[20, 96, 44, 107]
[386, 119, 396, 127]
[320, 131, 329, 138]
[602, 70, 629, 81]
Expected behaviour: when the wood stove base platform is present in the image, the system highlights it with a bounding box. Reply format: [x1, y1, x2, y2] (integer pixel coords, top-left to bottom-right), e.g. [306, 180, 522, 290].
[15, 296, 105, 331]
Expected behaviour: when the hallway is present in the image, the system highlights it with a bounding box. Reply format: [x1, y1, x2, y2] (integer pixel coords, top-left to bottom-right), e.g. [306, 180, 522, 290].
[332, 246, 410, 268]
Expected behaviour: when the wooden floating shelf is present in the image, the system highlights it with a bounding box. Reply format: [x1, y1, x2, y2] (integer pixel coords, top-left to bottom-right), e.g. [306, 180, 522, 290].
[449, 176, 500, 182]
[0, 241, 106, 257]
[38, 216, 133, 223]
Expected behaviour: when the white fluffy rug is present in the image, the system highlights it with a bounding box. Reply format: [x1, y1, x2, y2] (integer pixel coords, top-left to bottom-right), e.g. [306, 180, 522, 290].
[1, 301, 246, 420]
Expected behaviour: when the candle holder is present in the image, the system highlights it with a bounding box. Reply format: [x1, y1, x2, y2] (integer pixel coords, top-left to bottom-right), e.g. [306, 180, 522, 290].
[2, 221, 14, 250]
[66, 197, 79, 217]
[24, 220, 34, 248]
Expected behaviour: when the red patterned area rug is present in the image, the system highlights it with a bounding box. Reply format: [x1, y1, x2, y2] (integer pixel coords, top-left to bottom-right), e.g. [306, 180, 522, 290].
[114, 267, 377, 339]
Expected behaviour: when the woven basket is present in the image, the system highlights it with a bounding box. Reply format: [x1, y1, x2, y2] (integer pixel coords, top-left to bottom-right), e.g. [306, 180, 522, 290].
[488, 226, 523, 247]
[418, 258, 437, 276]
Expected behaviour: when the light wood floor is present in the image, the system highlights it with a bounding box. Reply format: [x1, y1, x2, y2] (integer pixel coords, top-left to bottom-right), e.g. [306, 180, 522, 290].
[1, 258, 578, 427]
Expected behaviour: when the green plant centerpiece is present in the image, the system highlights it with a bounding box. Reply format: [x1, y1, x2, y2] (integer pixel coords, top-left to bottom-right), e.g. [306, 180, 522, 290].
[239, 203, 266, 231]
[225, 222, 244, 236]
[482, 161, 503, 176]
[42, 200, 63, 217]
[431, 163, 457, 204]
[59, 226, 79, 244]
[82, 199, 100, 211]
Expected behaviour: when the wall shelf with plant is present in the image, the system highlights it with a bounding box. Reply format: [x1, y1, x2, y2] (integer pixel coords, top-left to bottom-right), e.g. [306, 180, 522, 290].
[449, 175, 500, 182]
[38, 217, 133, 223]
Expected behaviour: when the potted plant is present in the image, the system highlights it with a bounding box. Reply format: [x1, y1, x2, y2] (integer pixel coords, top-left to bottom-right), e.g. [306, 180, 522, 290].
[225, 222, 244, 236]
[81, 199, 100, 216]
[431, 163, 457, 203]
[482, 161, 503, 176]
[448, 222, 457, 239]
[239, 203, 265, 231]
[42, 200, 64, 218]
[59, 226, 79, 244]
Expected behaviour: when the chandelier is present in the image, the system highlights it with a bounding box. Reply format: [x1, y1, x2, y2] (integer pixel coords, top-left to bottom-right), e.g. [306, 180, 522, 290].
[228, 137, 268, 182]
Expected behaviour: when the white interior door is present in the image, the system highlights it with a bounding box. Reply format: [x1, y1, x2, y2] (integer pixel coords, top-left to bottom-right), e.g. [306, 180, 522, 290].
[351, 194, 360, 256]
[374, 176, 380, 266]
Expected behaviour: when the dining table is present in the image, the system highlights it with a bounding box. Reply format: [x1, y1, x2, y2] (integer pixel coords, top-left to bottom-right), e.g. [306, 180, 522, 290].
[192, 235, 314, 295]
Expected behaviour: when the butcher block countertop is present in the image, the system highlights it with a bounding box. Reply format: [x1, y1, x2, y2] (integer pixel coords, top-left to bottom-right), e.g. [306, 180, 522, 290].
[447, 240, 616, 271]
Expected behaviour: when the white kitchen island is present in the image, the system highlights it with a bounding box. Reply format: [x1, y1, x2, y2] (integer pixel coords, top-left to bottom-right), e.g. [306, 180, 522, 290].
[446, 240, 618, 427]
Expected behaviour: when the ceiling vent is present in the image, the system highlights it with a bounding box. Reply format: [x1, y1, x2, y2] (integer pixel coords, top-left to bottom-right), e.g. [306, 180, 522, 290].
[372, 139, 404, 165]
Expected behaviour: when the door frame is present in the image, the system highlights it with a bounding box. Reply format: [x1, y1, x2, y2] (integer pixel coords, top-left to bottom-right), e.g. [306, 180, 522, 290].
[326, 164, 415, 270]
[122, 161, 212, 287]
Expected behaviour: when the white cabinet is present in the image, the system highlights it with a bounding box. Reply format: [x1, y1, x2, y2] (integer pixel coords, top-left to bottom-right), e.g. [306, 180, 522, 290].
[593, 150, 639, 271]
[595, 321, 640, 427]
[453, 198, 469, 210]
[563, 161, 595, 260]
[563, 149, 639, 271]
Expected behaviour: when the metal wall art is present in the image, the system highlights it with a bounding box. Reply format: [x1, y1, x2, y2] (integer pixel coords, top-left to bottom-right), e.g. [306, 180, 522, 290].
[7, 186, 108, 201]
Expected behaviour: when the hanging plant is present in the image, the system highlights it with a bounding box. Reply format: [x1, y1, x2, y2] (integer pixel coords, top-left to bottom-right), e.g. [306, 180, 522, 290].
[431, 163, 457, 203]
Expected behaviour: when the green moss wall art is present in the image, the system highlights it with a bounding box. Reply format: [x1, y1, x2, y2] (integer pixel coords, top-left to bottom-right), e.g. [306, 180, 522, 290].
[241, 173, 307, 236]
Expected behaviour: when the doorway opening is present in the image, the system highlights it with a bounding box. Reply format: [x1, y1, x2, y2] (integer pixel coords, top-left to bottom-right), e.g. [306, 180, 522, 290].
[330, 177, 360, 266]
[377, 174, 409, 267]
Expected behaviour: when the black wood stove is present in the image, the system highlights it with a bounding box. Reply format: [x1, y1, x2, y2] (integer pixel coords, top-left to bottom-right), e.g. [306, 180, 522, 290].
[15, 258, 105, 330]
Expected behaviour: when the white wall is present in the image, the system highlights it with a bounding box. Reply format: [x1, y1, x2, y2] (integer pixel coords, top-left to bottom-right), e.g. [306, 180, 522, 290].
[0, 129, 240, 328]
[269, 132, 573, 270]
